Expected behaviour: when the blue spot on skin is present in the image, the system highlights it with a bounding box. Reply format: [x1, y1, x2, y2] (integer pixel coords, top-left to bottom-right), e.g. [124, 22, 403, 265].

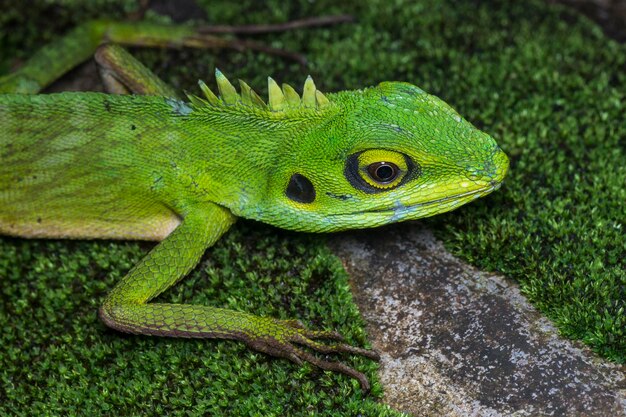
[390, 200, 406, 222]
[165, 98, 192, 116]
[388, 199, 423, 223]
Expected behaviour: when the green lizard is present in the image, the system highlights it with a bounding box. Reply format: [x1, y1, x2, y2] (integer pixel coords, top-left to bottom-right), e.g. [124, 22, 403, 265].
[0, 21, 509, 391]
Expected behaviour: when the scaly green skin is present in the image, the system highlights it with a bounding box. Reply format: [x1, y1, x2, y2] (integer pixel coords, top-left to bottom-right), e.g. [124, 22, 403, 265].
[0, 21, 509, 390]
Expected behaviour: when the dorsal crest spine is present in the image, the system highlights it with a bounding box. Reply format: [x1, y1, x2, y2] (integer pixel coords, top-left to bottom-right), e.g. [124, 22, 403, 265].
[188, 69, 332, 112]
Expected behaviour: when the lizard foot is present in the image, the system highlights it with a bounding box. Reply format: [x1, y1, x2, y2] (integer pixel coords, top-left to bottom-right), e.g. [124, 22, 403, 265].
[243, 317, 380, 392]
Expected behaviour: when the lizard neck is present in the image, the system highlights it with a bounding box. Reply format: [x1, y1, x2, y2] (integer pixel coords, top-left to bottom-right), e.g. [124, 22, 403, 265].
[174, 103, 338, 215]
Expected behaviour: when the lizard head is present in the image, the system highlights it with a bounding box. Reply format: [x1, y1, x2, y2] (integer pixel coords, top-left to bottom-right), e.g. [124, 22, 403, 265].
[194, 73, 508, 232]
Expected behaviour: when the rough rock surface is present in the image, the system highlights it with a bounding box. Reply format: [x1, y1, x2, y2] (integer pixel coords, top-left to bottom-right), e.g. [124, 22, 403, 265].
[330, 224, 626, 416]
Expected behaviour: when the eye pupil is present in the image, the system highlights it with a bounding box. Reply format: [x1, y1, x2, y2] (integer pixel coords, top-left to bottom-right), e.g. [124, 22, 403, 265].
[376, 165, 394, 180]
[368, 162, 398, 183]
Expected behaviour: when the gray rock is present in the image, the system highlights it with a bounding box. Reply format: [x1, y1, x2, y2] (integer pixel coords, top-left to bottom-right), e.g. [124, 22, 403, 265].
[330, 224, 626, 417]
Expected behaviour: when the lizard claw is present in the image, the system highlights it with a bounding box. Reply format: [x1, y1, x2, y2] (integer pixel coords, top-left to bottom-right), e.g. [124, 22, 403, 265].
[244, 317, 379, 392]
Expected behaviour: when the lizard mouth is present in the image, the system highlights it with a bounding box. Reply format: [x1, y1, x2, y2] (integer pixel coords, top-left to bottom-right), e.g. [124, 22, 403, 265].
[357, 181, 501, 217]
[403, 182, 500, 210]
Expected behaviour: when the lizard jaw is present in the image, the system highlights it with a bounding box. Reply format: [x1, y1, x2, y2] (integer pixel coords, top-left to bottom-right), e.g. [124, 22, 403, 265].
[345, 183, 499, 218]
[312, 183, 501, 230]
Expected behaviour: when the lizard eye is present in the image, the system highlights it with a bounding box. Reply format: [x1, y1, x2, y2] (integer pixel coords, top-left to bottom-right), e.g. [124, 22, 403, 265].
[345, 149, 416, 193]
[367, 162, 399, 184]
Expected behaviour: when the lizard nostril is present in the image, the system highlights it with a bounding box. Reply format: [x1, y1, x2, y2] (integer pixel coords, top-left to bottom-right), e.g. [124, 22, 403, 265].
[491, 147, 510, 183]
[460, 145, 509, 186]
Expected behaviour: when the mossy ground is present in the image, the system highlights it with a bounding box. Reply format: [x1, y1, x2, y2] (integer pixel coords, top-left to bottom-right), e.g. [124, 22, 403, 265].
[1, 0, 624, 415]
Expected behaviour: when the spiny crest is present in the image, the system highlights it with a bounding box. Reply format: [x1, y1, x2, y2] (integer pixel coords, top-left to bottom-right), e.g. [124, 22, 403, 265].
[188, 68, 332, 112]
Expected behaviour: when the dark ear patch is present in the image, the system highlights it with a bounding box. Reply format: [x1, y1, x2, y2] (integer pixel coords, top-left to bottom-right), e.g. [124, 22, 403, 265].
[286, 173, 316, 203]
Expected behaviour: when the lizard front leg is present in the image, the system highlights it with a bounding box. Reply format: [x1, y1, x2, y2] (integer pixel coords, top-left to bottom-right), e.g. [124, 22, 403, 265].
[0, 20, 296, 94]
[98, 201, 378, 391]
[0, 17, 354, 94]
[94, 44, 179, 97]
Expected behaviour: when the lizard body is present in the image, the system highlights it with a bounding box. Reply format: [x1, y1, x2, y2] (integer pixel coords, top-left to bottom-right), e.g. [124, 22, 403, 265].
[0, 22, 509, 390]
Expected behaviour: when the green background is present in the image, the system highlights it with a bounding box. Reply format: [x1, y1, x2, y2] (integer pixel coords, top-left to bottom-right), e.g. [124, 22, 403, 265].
[1, 0, 624, 415]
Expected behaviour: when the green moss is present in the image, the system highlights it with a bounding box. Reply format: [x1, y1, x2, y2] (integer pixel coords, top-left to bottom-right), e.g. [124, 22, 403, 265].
[0, 225, 399, 416]
[1, 0, 624, 414]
